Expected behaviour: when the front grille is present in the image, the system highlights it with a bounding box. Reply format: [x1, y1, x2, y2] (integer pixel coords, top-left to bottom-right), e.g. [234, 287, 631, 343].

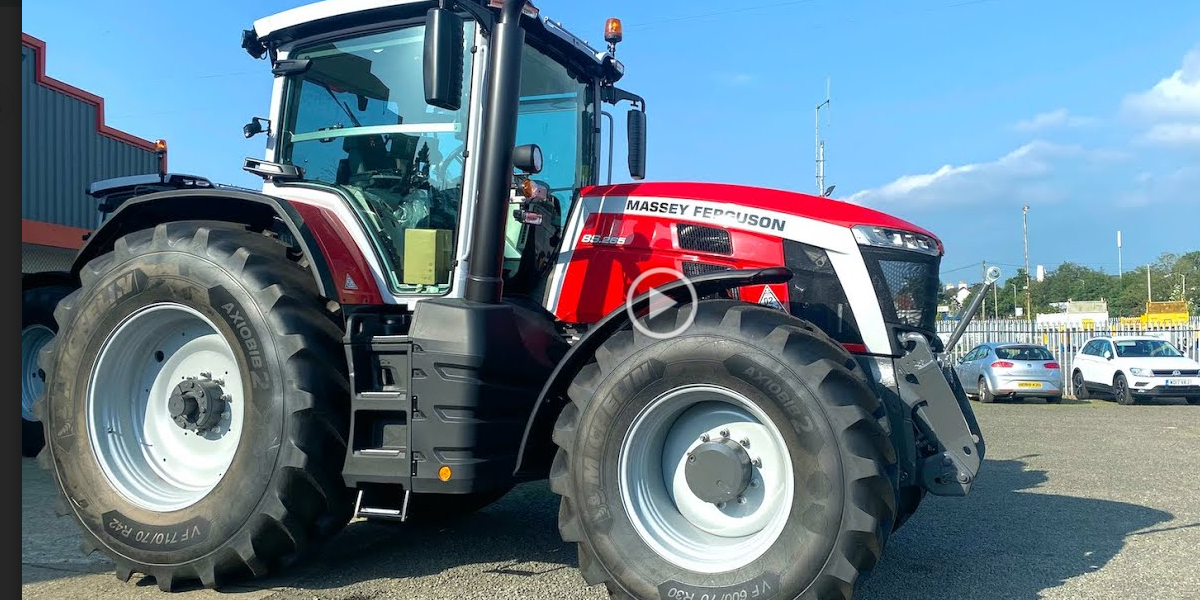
[1152, 369, 1200, 376]
[863, 248, 940, 332]
[677, 224, 733, 255]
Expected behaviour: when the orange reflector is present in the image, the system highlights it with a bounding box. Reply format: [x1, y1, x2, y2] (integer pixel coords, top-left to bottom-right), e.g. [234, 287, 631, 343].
[521, 178, 536, 198]
[438, 466, 452, 482]
[154, 139, 167, 152]
[604, 18, 623, 44]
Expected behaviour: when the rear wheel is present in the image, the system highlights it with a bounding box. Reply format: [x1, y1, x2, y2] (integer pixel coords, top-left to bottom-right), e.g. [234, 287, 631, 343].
[22, 285, 72, 457]
[35, 222, 352, 590]
[1187, 397, 1200, 406]
[551, 301, 896, 600]
[1072, 371, 1089, 401]
[978, 377, 995, 403]
[1046, 396, 1062, 404]
[1114, 373, 1136, 405]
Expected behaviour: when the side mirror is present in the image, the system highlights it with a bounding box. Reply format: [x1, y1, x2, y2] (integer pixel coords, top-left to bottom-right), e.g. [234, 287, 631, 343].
[627, 109, 647, 180]
[1104, 351, 1113, 360]
[512, 144, 543, 174]
[243, 117, 269, 139]
[423, 8, 464, 111]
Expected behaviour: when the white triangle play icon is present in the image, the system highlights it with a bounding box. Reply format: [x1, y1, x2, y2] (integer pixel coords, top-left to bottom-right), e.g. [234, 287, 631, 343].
[646, 287, 676, 319]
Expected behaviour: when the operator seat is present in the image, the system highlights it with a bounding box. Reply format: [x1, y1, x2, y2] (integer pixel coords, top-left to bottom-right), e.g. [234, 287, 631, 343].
[341, 135, 394, 183]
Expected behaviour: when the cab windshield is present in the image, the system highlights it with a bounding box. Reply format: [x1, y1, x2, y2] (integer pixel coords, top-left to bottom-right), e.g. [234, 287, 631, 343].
[1115, 339, 1184, 358]
[280, 22, 476, 295]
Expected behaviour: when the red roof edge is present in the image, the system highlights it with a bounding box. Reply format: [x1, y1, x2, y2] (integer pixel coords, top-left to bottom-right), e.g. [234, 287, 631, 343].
[22, 32, 165, 164]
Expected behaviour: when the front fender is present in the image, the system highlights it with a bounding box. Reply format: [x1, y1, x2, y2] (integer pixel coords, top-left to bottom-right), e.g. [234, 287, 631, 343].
[512, 266, 793, 479]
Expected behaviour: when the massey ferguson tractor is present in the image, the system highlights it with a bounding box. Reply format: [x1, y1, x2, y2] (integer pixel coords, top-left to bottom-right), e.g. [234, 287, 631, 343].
[34, 2, 988, 599]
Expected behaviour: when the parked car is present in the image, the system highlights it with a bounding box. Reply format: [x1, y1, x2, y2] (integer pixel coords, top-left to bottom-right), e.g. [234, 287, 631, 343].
[956, 342, 1063, 403]
[1071, 336, 1200, 405]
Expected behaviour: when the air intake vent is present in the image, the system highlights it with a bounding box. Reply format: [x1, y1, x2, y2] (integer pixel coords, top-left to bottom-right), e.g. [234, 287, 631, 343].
[681, 262, 730, 277]
[677, 224, 732, 255]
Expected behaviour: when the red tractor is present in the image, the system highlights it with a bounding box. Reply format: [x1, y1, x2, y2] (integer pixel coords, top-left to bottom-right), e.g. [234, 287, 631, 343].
[35, 2, 988, 599]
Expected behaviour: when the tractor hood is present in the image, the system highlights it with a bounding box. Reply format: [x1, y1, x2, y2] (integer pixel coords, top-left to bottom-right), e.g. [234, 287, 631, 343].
[581, 181, 941, 252]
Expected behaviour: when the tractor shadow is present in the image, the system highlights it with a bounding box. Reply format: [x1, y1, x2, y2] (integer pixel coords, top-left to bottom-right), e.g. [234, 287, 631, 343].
[857, 457, 1173, 600]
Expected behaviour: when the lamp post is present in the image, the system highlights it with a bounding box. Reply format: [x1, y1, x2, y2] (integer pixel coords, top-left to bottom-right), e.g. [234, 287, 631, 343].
[1022, 205, 1031, 320]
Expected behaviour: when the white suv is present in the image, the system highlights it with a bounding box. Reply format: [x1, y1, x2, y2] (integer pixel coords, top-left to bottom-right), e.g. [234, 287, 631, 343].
[1071, 336, 1200, 405]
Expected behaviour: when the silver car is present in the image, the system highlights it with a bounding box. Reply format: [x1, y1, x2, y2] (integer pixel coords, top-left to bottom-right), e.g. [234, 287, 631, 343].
[955, 342, 1063, 403]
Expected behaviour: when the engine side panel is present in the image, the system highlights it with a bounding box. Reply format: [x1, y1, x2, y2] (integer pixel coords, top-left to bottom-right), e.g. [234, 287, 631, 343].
[547, 188, 892, 355]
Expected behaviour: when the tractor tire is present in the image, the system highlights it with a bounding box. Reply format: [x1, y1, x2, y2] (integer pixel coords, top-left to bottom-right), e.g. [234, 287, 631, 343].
[550, 300, 897, 600]
[1072, 371, 1089, 401]
[22, 285, 72, 457]
[1114, 373, 1137, 405]
[978, 377, 996, 403]
[34, 222, 352, 591]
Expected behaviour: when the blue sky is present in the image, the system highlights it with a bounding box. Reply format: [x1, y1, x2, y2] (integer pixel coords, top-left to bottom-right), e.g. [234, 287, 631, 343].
[23, 0, 1200, 283]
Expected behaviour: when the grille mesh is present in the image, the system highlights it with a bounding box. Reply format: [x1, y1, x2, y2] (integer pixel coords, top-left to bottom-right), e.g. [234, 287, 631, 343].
[677, 224, 732, 255]
[874, 258, 939, 330]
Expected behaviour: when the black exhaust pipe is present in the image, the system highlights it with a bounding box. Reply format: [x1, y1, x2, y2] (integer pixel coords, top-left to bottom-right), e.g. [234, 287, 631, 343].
[464, 0, 525, 304]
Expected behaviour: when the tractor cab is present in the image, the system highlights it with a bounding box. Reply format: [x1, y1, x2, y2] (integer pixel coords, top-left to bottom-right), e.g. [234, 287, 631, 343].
[241, 0, 645, 304]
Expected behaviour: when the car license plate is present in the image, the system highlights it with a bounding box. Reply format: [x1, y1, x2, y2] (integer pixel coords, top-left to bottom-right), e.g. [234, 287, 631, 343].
[1018, 382, 1042, 389]
[1166, 378, 1194, 386]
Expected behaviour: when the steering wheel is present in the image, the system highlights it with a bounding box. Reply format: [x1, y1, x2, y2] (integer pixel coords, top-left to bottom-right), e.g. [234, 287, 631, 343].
[435, 144, 466, 186]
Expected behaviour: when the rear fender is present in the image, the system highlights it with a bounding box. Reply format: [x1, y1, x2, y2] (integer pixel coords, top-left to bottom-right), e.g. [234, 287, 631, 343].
[512, 267, 793, 478]
[72, 189, 336, 299]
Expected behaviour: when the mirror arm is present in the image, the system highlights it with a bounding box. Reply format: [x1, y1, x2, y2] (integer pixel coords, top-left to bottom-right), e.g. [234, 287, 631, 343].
[601, 85, 646, 112]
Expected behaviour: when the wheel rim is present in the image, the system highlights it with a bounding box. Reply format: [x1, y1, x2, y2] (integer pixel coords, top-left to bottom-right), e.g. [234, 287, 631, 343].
[1073, 372, 1084, 394]
[87, 303, 244, 512]
[22, 325, 55, 422]
[979, 378, 988, 396]
[1116, 377, 1126, 399]
[618, 385, 794, 573]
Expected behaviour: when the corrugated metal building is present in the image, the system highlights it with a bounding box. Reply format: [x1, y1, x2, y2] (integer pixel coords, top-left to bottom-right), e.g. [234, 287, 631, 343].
[21, 32, 164, 274]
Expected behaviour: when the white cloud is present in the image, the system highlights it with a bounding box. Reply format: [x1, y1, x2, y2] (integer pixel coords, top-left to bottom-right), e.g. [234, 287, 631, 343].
[1013, 108, 1097, 131]
[1137, 123, 1200, 146]
[845, 142, 1120, 207]
[1123, 48, 1200, 119]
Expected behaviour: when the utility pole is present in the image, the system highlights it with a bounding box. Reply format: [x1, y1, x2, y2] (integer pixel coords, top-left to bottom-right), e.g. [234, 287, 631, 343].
[815, 78, 831, 196]
[1117, 230, 1123, 281]
[1012, 281, 1019, 318]
[981, 261, 987, 321]
[993, 276, 999, 320]
[1147, 265, 1152, 302]
[1022, 205, 1031, 320]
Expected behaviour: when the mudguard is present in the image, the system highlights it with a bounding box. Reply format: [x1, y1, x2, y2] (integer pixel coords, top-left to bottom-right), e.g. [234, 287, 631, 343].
[512, 266, 793, 478]
[72, 188, 334, 299]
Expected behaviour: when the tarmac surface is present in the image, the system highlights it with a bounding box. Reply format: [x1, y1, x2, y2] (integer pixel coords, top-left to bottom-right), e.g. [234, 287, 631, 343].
[22, 397, 1200, 600]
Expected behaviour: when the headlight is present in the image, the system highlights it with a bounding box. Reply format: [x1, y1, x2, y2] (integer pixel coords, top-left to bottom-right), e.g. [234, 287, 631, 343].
[852, 225, 941, 256]
[1128, 367, 1151, 377]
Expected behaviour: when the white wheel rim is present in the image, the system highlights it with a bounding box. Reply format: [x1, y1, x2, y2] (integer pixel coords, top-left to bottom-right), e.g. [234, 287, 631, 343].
[87, 303, 245, 512]
[22, 325, 55, 422]
[618, 385, 794, 573]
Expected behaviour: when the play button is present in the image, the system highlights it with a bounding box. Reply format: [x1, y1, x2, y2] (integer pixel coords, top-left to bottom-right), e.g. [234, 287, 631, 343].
[625, 267, 699, 340]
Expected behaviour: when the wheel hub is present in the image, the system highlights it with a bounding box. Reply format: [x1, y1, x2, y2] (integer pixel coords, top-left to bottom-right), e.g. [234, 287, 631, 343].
[168, 377, 228, 433]
[685, 438, 752, 504]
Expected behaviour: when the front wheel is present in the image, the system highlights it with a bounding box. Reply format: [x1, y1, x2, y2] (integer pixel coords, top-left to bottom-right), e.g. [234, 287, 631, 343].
[551, 301, 897, 600]
[35, 223, 352, 590]
[1114, 373, 1136, 405]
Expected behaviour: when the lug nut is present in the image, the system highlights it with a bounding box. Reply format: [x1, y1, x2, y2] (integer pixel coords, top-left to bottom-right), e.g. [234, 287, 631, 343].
[736, 495, 747, 505]
[700, 434, 710, 442]
[750, 479, 760, 488]
[719, 429, 730, 438]
[740, 438, 750, 448]
[200, 372, 212, 379]
[716, 502, 726, 509]
[687, 454, 696, 463]
[752, 458, 762, 468]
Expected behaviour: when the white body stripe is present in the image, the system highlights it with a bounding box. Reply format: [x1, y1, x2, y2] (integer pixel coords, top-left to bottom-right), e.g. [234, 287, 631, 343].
[547, 193, 894, 354]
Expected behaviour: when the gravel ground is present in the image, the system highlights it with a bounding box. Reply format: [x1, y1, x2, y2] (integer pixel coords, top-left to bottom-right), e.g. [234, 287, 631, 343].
[22, 397, 1200, 600]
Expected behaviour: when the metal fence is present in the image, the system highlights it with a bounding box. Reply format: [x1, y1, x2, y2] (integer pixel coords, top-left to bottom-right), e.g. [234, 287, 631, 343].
[935, 318, 1200, 396]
